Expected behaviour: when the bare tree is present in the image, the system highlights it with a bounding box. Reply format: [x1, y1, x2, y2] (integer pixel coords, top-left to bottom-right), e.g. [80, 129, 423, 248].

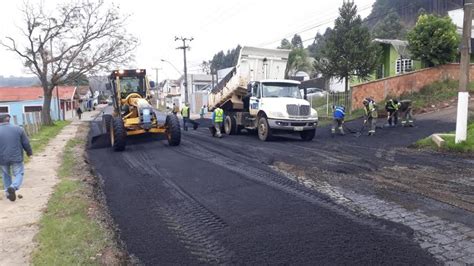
[1, 0, 138, 125]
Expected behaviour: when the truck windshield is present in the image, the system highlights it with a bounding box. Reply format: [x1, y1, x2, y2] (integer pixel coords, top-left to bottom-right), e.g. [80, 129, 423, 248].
[262, 83, 302, 99]
[118, 76, 146, 98]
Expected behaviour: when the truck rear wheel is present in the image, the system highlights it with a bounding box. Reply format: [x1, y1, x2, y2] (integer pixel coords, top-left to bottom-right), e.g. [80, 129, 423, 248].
[103, 114, 112, 133]
[166, 114, 181, 146]
[300, 129, 316, 141]
[258, 116, 272, 141]
[111, 117, 126, 151]
[224, 115, 238, 135]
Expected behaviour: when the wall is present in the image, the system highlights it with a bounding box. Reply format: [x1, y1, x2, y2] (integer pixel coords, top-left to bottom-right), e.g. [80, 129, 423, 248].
[351, 63, 471, 110]
[0, 98, 60, 125]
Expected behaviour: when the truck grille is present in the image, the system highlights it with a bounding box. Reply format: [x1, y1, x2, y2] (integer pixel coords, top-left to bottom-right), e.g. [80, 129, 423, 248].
[286, 105, 310, 116]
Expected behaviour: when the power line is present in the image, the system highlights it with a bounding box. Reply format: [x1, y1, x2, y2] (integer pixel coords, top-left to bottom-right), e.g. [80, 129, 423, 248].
[300, 1, 422, 45]
[259, 3, 372, 47]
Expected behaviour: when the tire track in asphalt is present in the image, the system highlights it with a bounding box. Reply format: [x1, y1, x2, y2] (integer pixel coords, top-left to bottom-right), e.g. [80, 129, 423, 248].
[175, 136, 418, 236]
[121, 152, 233, 264]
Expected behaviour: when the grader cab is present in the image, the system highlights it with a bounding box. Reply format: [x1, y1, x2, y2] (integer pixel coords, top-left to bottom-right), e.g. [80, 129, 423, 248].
[104, 69, 180, 151]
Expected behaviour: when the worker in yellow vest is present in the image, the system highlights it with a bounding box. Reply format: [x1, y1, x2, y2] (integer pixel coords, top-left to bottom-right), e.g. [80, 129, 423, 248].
[180, 103, 199, 131]
[212, 107, 224, 138]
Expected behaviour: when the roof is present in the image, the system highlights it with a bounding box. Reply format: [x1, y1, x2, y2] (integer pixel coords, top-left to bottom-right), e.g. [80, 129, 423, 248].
[373, 38, 411, 58]
[0, 86, 77, 102]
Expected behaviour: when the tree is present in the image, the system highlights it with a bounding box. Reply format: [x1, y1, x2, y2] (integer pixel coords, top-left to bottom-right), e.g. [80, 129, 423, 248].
[372, 10, 404, 39]
[286, 48, 314, 77]
[315, 2, 380, 101]
[61, 72, 89, 85]
[407, 14, 460, 66]
[278, 39, 292, 49]
[200, 61, 211, 75]
[290, 34, 303, 49]
[209, 45, 241, 71]
[1, 0, 137, 125]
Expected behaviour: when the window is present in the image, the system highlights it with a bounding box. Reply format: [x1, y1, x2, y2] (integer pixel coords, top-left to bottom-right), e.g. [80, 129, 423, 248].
[24, 106, 42, 112]
[0, 106, 8, 114]
[395, 59, 413, 74]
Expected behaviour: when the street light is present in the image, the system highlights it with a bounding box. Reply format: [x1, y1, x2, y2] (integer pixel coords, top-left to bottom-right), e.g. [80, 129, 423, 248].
[160, 59, 183, 76]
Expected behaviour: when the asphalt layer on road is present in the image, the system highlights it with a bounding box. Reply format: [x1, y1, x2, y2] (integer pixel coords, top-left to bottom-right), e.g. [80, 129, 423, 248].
[85, 112, 448, 264]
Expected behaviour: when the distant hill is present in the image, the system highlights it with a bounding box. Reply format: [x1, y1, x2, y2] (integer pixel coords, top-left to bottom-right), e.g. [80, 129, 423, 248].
[0, 76, 39, 87]
[365, 0, 463, 29]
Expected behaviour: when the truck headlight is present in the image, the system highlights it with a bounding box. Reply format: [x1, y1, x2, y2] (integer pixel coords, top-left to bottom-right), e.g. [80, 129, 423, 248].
[310, 109, 318, 119]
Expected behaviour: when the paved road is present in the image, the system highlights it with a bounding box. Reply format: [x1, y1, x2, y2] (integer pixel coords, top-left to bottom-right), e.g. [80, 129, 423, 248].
[86, 112, 443, 264]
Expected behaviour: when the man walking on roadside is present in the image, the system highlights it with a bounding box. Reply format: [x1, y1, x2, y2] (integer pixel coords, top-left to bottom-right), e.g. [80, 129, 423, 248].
[0, 114, 33, 202]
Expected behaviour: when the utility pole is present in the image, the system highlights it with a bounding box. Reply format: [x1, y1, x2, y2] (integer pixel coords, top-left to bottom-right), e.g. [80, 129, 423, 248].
[175, 36, 193, 104]
[151, 67, 161, 107]
[456, 0, 472, 143]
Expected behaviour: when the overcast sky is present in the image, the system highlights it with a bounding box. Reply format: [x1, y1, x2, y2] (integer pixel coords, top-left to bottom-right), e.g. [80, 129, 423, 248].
[0, 0, 375, 80]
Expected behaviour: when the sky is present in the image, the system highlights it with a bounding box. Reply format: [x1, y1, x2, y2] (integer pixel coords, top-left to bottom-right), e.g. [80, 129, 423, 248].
[0, 0, 375, 81]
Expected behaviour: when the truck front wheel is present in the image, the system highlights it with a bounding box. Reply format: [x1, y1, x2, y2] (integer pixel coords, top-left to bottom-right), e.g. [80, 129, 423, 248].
[257, 117, 272, 141]
[224, 115, 238, 135]
[300, 129, 316, 141]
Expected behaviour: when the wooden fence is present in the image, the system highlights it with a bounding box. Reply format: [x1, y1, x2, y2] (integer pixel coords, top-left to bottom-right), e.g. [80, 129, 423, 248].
[10, 112, 43, 137]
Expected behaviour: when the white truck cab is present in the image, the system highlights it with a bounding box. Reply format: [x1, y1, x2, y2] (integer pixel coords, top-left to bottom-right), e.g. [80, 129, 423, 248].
[248, 80, 318, 140]
[208, 46, 318, 141]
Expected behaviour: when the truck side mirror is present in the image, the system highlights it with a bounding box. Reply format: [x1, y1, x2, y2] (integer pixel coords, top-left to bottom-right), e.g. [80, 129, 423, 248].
[149, 81, 156, 88]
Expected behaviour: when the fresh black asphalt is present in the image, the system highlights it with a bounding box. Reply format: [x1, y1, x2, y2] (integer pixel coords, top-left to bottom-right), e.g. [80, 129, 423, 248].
[86, 112, 447, 264]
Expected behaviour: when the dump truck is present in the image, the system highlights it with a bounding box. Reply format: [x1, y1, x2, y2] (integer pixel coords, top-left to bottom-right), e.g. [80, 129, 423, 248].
[208, 46, 318, 141]
[103, 69, 181, 151]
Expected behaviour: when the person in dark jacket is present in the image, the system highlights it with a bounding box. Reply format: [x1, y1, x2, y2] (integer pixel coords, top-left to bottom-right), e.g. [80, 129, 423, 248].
[0, 114, 33, 201]
[76, 106, 83, 120]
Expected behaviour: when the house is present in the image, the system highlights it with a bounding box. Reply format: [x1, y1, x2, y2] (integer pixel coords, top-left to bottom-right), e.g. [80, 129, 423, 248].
[0, 86, 78, 125]
[448, 8, 474, 60]
[373, 39, 423, 79]
[177, 74, 213, 113]
[160, 79, 181, 109]
[76, 86, 99, 111]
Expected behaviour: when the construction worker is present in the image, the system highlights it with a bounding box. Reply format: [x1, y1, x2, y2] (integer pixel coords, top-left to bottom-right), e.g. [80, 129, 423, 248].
[363, 97, 378, 136]
[385, 99, 400, 127]
[399, 99, 414, 127]
[181, 103, 190, 131]
[212, 107, 224, 138]
[331, 105, 345, 137]
[181, 103, 199, 131]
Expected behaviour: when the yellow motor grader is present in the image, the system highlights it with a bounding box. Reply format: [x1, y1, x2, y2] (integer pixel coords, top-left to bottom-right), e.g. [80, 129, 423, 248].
[104, 69, 180, 151]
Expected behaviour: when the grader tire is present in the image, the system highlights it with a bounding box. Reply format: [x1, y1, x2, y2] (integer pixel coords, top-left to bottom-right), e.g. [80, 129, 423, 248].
[111, 117, 126, 151]
[166, 114, 181, 146]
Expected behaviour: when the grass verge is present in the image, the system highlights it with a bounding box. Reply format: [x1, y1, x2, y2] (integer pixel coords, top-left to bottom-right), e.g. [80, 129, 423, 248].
[31, 135, 114, 265]
[415, 122, 474, 153]
[399, 79, 474, 111]
[27, 120, 71, 162]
